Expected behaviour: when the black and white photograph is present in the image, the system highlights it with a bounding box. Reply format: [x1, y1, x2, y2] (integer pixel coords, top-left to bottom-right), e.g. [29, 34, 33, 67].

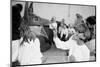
[11, 0, 96, 67]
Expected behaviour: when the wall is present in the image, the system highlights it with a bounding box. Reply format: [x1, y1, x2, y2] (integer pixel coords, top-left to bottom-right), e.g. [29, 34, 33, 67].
[12, 1, 95, 25]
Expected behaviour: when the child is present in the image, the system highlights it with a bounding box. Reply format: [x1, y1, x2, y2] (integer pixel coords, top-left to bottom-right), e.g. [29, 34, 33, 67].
[53, 29, 90, 62]
[12, 24, 43, 66]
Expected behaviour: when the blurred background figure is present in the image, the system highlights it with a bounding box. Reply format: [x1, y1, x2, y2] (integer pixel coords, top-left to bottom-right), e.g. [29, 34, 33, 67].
[58, 19, 68, 41]
[73, 13, 96, 61]
[49, 17, 57, 30]
[12, 3, 23, 40]
[12, 3, 23, 67]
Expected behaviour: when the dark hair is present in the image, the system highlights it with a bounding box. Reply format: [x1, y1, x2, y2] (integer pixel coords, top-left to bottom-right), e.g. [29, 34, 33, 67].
[16, 4, 23, 12]
[19, 20, 36, 45]
[86, 16, 96, 25]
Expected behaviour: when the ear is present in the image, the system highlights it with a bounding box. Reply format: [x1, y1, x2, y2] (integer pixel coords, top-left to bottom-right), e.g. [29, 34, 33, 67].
[76, 13, 83, 19]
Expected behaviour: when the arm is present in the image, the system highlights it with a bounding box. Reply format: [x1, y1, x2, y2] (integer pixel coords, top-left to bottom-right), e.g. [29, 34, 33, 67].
[12, 48, 19, 62]
[12, 37, 23, 62]
[34, 38, 43, 58]
[53, 36, 71, 50]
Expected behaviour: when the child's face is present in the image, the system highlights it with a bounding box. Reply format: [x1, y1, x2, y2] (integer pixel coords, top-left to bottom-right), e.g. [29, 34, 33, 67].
[72, 33, 84, 45]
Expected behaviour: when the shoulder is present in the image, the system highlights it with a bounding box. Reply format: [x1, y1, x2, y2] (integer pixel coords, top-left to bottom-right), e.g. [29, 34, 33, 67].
[12, 39, 21, 46]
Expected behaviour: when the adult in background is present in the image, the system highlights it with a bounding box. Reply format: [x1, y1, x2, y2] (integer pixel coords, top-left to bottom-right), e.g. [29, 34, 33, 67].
[12, 3, 23, 67]
[12, 4, 23, 40]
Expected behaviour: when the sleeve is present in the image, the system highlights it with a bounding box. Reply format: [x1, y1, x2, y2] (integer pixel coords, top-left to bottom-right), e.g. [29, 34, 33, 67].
[53, 37, 71, 50]
[12, 41, 19, 62]
[34, 38, 43, 58]
[12, 48, 19, 62]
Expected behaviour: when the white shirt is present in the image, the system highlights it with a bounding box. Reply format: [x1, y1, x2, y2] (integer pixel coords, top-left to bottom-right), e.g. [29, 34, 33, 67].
[12, 37, 43, 65]
[49, 22, 57, 30]
[85, 39, 95, 52]
[53, 34, 90, 62]
[12, 37, 23, 62]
